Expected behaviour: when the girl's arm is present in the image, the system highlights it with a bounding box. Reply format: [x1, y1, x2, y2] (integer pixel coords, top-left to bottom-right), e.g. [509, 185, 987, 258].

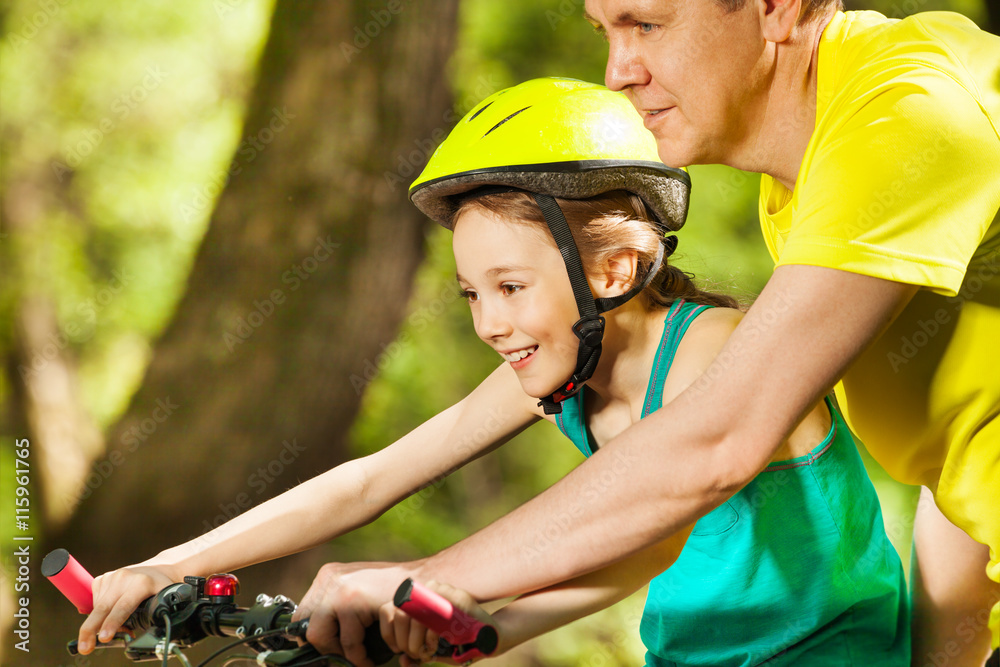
[489, 524, 693, 653]
[78, 361, 539, 653]
[155, 362, 539, 576]
[380, 527, 693, 664]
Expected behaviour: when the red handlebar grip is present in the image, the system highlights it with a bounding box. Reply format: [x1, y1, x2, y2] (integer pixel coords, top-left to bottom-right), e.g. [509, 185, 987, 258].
[42, 549, 94, 614]
[393, 578, 497, 661]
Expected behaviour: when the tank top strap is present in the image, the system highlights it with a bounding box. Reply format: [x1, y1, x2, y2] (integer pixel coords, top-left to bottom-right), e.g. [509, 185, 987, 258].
[641, 299, 713, 418]
[554, 299, 713, 456]
[554, 389, 592, 457]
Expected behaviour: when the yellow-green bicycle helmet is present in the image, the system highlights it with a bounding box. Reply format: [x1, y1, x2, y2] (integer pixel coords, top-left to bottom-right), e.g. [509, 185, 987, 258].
[408, 78, 691, 414]
[409, 77, 690, 231]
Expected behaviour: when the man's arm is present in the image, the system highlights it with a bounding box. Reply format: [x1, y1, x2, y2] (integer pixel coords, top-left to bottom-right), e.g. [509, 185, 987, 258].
[416, 264, 917, 595]
[300, 264, 917, 663]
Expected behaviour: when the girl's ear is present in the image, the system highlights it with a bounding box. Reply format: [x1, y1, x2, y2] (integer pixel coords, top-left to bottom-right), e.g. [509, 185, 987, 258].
[591, 250, 640, 299]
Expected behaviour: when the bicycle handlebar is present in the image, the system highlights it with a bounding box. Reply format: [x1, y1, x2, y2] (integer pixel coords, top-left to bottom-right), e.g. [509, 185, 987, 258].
[43, 549, 496, 665]
[40, 548, 95, 614]
[396, 578, 498, 663]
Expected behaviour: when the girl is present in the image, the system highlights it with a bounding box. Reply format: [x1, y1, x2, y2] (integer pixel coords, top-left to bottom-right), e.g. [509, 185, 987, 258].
[79, 79, 908, 666]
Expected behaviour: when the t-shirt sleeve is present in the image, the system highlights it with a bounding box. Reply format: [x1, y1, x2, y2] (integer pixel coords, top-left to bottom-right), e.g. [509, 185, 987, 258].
[777, 68, 1000, 296]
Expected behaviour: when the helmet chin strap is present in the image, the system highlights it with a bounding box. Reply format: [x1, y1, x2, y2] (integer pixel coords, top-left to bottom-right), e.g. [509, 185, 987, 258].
[532, 194, 666, 415]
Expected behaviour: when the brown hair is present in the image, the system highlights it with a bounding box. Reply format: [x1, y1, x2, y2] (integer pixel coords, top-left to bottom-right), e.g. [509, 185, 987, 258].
[454, 190, 740, 310]
[715, 0, 842, 25]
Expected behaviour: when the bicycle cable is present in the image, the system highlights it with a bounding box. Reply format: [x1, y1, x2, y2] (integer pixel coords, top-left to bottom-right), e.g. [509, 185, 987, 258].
[193, 627, 290, 667]
[162, 614, 173, 667]
[171, 643, 194, 667]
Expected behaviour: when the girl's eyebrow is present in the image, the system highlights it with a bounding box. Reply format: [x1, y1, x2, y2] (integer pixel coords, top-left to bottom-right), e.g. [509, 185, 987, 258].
[456, 265, 533, 283]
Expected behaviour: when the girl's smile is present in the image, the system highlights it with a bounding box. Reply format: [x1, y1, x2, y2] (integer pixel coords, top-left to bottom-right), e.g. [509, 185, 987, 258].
[499, 345, 538, 365]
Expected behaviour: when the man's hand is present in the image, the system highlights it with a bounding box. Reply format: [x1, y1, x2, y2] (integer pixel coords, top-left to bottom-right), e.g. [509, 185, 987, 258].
[294, 560, 424, 666]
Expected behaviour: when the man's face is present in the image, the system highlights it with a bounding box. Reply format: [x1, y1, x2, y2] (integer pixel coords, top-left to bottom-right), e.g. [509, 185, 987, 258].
[585, 0, 770, 168]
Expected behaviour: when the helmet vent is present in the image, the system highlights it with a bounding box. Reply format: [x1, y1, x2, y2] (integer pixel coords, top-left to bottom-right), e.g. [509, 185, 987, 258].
[483, 106, 531, 137]
[467, 101, 494, 122]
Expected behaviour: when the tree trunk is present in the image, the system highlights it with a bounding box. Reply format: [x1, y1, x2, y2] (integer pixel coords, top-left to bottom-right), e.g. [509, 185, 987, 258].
[12, 1, 458, 663]
[58, 0, 459, 585]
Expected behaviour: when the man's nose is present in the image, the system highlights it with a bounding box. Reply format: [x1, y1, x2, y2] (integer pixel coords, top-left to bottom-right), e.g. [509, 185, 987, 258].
[605, 38, 650, 92]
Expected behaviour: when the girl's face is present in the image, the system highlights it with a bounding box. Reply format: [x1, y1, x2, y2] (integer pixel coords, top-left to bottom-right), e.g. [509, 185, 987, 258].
[453, 208, 583, 398]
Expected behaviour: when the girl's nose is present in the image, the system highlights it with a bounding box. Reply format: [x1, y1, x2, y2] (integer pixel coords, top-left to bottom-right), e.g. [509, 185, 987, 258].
[474, 301, 512, 342]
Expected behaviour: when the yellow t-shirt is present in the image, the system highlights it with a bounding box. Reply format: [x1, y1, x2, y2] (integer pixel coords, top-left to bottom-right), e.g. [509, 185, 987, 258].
[758, 10, 1000, 643]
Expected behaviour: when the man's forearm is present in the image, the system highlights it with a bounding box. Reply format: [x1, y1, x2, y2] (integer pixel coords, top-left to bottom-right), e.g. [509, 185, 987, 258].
[416, 266, 916, 600]
[418, 394, 747, 599]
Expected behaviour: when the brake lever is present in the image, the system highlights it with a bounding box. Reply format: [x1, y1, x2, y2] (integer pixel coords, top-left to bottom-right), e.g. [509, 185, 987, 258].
[259, 645, 353, 667]
[67, 633, 132, 655]
[257, 623, 391, 666]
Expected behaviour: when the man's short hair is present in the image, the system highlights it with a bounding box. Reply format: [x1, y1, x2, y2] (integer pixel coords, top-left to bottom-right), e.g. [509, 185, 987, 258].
[716, 0, 843, 25]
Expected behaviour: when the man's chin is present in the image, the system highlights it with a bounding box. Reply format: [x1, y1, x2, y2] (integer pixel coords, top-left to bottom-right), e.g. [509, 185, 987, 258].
[655, 144, 697, 170]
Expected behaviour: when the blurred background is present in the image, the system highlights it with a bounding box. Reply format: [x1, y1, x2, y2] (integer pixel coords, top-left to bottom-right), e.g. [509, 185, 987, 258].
[1, 0, 996, 664]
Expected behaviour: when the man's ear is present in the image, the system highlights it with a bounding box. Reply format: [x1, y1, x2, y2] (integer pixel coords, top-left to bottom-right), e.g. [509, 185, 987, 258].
[591, 250, 640, 299]
[757, 0, 802, 43]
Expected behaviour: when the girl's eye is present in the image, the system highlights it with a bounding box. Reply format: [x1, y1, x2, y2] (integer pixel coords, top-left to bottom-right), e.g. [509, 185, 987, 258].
[460, 288, 479, 303]
[501, 284, 523, 296]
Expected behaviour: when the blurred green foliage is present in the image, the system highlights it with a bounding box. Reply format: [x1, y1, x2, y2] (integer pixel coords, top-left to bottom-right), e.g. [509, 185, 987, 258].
[1, 0, 276, 428]
[3, 0, 988, 662]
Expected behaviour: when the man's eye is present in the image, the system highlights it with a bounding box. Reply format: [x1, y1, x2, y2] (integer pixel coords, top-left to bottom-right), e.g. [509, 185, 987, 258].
[638, 22, 657, 34]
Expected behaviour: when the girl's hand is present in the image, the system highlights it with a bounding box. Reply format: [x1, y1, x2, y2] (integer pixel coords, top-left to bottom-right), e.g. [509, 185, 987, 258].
[378, 580, 497, 666]
[76, 563, 180, 654]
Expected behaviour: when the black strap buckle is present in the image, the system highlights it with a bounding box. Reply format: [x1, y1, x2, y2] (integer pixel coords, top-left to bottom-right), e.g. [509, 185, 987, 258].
[571, 314, 605, 349]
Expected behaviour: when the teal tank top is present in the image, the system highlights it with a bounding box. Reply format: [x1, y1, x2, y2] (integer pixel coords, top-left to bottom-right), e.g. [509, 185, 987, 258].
[554, 299, 910, 666]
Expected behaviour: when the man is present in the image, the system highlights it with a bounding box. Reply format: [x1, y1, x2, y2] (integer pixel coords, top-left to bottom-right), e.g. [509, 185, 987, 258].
[298, 1, 1000, 664]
